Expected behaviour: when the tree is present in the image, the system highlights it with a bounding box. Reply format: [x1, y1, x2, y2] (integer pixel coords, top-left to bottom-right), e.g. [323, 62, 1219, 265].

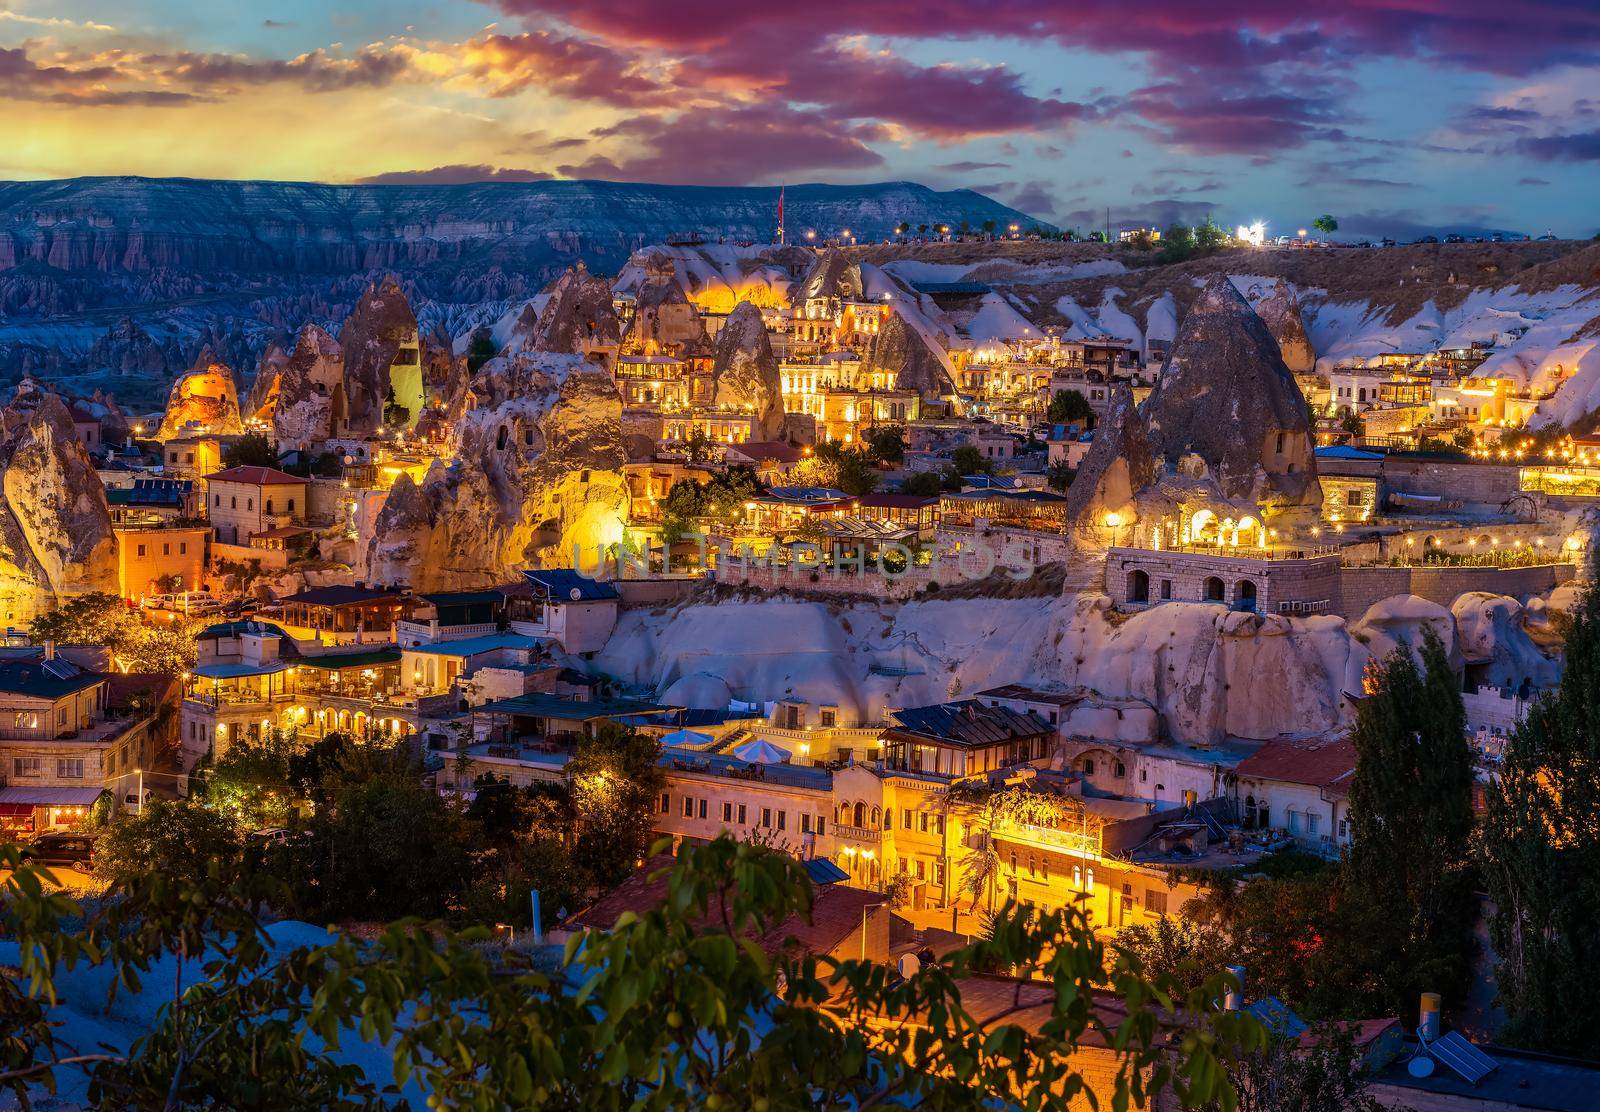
[901, 471, 944, 497]
[203, 728, 298, 829]
[895, 221, 910, 236]
[222, 431, 279, 470]
[466, 328, 499, 373]
[1047, 388, 1094, 426]
[981, 219, 996, 236]
[1341, 630, 1476, 1017]
[1312, 215, 1339, 235]
[29, 592, 195, 675]
[1194, 216, 1229, 253]
[93, 797, 244, 890]
[567, 723, 664, 887]
[1047, 460, 1077, 493]
[1159, 223, 1197, 263]
[684, 426, 716, 463]
[1480, 573, 1600, 1056]
[864, 423, 906, 464]
[916, 223, 929, 235]
[0, 836, 1264, 1108]
[1112, 915, 1233, 994]
[1226, 1024, 1389, 1112]
[951, 444, 992, 477]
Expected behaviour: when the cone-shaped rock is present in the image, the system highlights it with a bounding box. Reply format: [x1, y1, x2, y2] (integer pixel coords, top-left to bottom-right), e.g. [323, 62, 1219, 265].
[1144, 276, 1318, 511]
[1256, 280, 1316, 374]
[710, 302, 784, 438]
[527, 262, 621, 354]
[1066, 384, 1157, 528]
[867, 309, 955, 400]
[154, 349, 244, 440]
[794, 247, 864, 303]
[339, 275, 418, 436]
[270, 324, 345, 449]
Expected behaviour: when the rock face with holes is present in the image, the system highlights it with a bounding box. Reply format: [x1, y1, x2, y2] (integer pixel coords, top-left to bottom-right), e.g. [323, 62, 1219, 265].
[524, 262, 621, 355]
[1144, 275, 1319, 515]
[361, 352, 629, 590]
[339, 275, 418, 436]
[154, 350, 245, 440]
[0, 384, 117, 624]
[794, 247, 864, 303]
[710, 301, 785, 438]
[261, 324, 344, 450]
[866, 309, 956, 399]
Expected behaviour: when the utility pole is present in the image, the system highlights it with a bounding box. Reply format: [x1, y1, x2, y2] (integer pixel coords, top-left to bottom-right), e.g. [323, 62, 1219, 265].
[1105, 206, 1111, 244]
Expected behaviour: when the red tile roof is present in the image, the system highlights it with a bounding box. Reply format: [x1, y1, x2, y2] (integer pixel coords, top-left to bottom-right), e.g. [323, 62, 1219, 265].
[204, 465, 306, 486]
[1236, 738, 1357, 795]
[566, 856, 887, 960]
[729, 441, 803, 464]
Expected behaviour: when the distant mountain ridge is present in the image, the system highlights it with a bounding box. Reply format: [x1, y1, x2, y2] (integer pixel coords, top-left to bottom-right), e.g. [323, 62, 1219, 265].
[0, 176, 1047, 284]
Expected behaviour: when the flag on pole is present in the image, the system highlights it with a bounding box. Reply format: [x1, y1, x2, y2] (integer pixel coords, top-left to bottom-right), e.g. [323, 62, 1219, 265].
[777, 184, 785, 243]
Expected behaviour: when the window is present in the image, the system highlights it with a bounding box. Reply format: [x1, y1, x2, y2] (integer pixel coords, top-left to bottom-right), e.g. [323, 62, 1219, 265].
[57, 758, 84, 779]
[287, 498, 296, 512]
[815, 815, 825, 835]
[12, 757, 41, 777]
[915, 859, 926, 880]
[902, 808, 912, 829]
[933, 861, 945, 885]
[1081, 758, 1095, 775]
[738, 804, 747, 824]
[1008, 852, 1017, 872]
[761, 808, 773, 829]
[230, 496, 237, 509]
[934, 815, 945, 835]
[722, 802, 734, 822]
[1275, 432, 1285, 453]
[659, 792, 669, 813]
[819, 706, 837, 728]
[13, 711, 37, 729]
[683, 796, 694, 818]
[1027, 855, 1037, 877]
[1113, 761, 1126, 777]
[801, 814, 812, 833]
[1287, 809, 1302, 834]
[918, 812, 929, 833]
[698, 799, 707, 820]
[1140, 768, 1148, 783]
[214, 494, 220, 506]
[1307, 812, 1320, 835]
[1346, 489, 1363, 507]
[162, 543, 170, 556]
[777, 811, 786, 831]
[247, 498, 254, 511]
[179, 543, 187, 555]
[1161, 579, 1172, 600]
[137, 544, 147, 557]
[266, 499, 274, 514]
[1146, 889, 1168, 915]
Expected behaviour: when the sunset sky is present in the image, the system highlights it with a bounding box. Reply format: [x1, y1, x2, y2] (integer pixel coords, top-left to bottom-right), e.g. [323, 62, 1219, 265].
[3, 0, 1598, 237]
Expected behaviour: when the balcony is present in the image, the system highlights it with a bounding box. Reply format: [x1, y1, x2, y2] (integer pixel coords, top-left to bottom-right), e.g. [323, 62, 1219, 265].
[834, 823, 882, 844]
[397, 619, 500, 645]
[995, 819, 1099, 856]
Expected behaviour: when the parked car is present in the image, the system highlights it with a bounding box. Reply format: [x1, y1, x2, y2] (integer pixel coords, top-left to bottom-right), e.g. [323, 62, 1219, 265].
[1444, 233, 1465, 244]
[1381, 237, 1397, 247]
[1417, 235, 1440, 244]
[22, 832, 99, 868]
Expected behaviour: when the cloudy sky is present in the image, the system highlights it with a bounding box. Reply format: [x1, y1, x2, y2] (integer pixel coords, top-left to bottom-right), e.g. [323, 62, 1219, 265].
[3, 0, 1597, 237]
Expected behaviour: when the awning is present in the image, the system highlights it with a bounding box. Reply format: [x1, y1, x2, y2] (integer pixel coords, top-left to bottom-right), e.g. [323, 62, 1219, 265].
[732, 738, 792, 764]
[0, 786, 109, 808]
[661, 728, 713, 748]
[0, 802, 34, 817]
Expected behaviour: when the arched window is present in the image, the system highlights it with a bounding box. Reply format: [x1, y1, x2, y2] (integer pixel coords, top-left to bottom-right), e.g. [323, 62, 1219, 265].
[870, 806, 881, 827]
[1127, 569, 1150, 603]
[1204, 576, 1226, 602]
[1235, 579, 1258, 611]
[853, 801, 865, 827]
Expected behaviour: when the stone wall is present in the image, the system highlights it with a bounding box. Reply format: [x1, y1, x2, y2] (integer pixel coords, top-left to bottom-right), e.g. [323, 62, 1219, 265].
[1377, 458, 1523, 509]
[1337, 563, 1573, 618]
[1107, 548, 1342, 614]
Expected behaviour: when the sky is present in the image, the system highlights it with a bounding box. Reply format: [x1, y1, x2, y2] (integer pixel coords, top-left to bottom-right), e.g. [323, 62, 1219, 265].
[2, 1, 1598, 238]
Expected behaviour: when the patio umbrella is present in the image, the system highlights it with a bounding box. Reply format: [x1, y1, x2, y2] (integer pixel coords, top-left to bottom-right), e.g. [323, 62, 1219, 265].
[660, 729, 713, 748]
[732, 738, 792, 764]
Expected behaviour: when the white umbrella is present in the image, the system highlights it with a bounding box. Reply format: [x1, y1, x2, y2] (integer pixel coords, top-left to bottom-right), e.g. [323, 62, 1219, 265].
[733, 738, 792, 764]
[661, 729, 713, 748]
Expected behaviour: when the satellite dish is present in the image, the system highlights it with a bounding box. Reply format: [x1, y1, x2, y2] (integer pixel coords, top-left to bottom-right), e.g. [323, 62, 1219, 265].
[897, 953, 922, 979]
[569, 587, 583, 601]
[1407, 1056, 1436, 1079]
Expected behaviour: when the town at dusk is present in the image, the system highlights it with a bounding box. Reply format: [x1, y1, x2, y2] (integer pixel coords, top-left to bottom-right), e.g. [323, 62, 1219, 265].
[1, 1, 1599, 1108]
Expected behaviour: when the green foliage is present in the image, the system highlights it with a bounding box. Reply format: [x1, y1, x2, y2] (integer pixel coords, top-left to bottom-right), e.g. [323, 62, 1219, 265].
[659, 466, 765, 540]
[863, 423, 906, 464]
[1112, 916, 1233, 994]
[684, 426, 717, 463]
[1226, 1024, 1388, 1112]
[1480, 573, 1600, 1056]
[901, 470, 944, 497]
[794, 440, 881, 496]
[1194, 216, 1229, 252]
[1341, 631, 1476, 1016]
[1047, 388, 1094, 426]
[568, 723, 665, 888]
[221, 431, 280, 470]
[202, 728, 299, 829]
[951, 444, 992, 476]
[1340, 413, 1365, 437]
[93, 797, 244, 890]
[1312, 215, 1339, 235]
[1047, 460, 1076, 493]
[1, 835, 1262, 1108]
[466, 327, 499, 373]
[29, 592, 197, 674]
[1160, 223, 1198, 263]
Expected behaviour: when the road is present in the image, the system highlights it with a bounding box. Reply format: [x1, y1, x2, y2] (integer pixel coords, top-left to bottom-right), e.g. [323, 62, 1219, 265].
[0, 864, 99, 892]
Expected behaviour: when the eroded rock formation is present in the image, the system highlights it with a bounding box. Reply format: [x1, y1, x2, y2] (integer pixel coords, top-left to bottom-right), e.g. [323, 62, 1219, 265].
[525, 263, 621, 354]
[1256, 280, 1316, 374]
[269, 325, 345, 449]
[362, 352, 629, 590]
[338, 276, 418, 436]
[710, 301, 784, 438]
[0, 385, 116, 624]
[154, 351, 245, 440]
[867, 309, 956, 399]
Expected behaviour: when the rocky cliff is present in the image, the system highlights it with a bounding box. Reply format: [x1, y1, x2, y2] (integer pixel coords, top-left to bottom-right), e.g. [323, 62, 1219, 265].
[710, 302, 785, 438]
[523, 263, 620, 354]
[1254, 280, 1317, 374]
[0, 385, 116, 624]
[362, 352, 629, 590]
[153, 351, 245, 441]
[266, 325, 344, 449]
[867, 309, 956, 399]
[337, 276, 416, 436]
[1144, 275, 1319, 512]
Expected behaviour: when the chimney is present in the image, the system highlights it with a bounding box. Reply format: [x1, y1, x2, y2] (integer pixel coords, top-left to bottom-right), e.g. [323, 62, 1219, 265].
[1224, 965, 1246, 1011]
[43, 640, 56, 662]
[1419, 992, 1441, 1041]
